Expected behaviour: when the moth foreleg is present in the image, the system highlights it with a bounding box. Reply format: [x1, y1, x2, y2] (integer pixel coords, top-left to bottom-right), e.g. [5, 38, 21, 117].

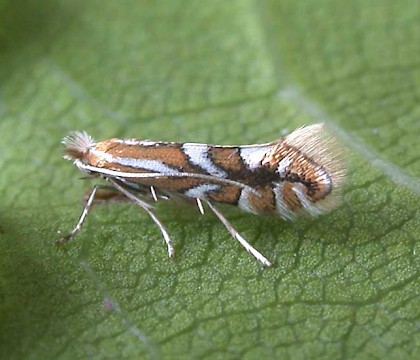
[106, 178, 175, 258]
[56, 184, 105, 244]
[203, 200, 272, 267]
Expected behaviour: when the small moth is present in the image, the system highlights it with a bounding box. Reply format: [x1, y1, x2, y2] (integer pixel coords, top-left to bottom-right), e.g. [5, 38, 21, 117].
[58, 123, 345, 267]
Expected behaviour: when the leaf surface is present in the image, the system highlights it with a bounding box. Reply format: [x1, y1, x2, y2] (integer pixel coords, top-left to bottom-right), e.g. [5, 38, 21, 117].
[0, 1, 419, 359]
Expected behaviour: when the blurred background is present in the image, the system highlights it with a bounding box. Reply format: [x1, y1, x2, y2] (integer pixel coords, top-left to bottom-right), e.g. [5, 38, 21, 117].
[0, 1, 419, 359]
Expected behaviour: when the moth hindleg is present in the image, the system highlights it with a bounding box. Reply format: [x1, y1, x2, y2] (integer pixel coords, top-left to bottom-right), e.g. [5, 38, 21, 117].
[203, 200, 272, 267]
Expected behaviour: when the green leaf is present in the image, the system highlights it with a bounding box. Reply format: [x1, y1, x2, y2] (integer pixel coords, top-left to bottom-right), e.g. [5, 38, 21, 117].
[1, 0, 419, 359]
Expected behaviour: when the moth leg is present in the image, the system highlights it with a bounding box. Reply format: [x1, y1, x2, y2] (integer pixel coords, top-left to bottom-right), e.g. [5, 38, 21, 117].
[196, 198, 205, 215]
[150, 186, 158, 201]
[56, 184, 105, 244]
[203, 200, 272, 267]
[106, 178, 175, 258]
[83, 185, 127, 203]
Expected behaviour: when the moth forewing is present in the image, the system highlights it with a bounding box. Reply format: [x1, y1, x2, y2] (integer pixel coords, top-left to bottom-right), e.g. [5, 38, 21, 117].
[58, 123, 345, 267]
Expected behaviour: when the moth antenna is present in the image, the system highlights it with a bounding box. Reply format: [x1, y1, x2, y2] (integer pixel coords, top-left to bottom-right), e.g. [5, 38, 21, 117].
[62, 131, 96, 161]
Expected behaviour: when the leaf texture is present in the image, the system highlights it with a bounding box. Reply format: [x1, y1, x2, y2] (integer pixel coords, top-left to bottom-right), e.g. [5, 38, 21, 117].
[0, 1, 419, 359]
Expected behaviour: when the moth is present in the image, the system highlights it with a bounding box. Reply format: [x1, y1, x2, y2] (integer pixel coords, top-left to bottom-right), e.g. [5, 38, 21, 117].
[58, 123, 345, 267]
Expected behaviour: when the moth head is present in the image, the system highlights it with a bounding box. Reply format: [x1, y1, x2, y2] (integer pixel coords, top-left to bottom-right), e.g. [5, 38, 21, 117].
[62, 131, 96, 161]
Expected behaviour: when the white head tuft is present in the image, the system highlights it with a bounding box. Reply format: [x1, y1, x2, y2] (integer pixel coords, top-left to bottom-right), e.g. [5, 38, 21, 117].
[62, 131, 96, 160]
